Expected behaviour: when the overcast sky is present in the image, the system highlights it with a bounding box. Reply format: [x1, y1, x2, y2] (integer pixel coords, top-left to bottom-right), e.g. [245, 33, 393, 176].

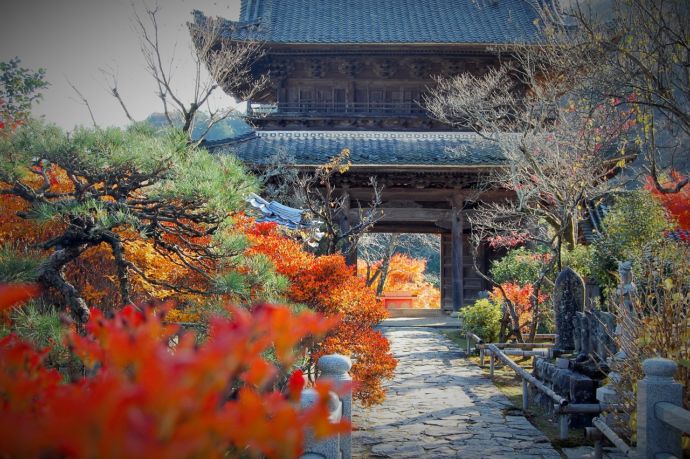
[1, 0, 614, 131]
[0, 0, 243, 130]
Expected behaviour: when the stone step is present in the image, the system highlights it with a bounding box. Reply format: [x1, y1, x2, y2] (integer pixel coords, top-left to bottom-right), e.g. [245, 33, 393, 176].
[385, 308, 445, 318]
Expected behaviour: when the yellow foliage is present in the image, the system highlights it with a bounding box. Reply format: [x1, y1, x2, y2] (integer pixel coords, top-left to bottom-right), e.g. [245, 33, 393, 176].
[359, 254, 440, 309]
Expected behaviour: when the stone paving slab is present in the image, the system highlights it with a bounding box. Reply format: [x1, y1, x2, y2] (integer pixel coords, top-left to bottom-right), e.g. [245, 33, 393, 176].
[352, 327, 561, 459]
[562, 446, 627, 459]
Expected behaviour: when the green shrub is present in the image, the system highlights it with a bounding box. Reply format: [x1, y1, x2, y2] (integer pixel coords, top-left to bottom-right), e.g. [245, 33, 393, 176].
[490, 247, 549, 286]
[561, 244, 593, 280]
[9, 301, 70, 368]
[459, 298, 502, 343]
[590, 191, 671, 292]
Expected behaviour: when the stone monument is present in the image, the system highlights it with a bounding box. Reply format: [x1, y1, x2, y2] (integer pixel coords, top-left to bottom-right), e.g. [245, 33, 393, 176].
[553, 267, 586, 355]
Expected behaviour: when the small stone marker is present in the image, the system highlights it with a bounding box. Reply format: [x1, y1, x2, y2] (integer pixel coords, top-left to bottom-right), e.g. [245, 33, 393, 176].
[574, 310, 592, 362]
[553, 267, 585, 355]
[592, 310, 616, 361]
[556, 358, 570, 369]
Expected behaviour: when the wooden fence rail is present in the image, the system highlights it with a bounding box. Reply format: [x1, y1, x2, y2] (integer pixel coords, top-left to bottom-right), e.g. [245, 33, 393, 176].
[484, 343, 605, 440]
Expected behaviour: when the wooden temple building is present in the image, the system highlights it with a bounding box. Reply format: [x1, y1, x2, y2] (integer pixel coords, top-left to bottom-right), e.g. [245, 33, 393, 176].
[196, 0, 545, 311]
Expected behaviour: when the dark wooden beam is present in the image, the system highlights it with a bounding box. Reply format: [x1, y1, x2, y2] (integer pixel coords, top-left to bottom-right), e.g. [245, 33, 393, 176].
[364, 208, 451, 222]
[347, 187, 514, 202]
[368, 222, 448, 233]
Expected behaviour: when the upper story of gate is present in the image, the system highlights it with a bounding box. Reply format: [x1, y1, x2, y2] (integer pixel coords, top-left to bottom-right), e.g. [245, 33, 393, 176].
[192, 0, 549, 131]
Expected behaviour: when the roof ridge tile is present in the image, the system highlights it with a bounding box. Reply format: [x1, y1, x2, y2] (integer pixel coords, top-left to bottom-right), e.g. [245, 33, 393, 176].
[209, 0, 546, 45]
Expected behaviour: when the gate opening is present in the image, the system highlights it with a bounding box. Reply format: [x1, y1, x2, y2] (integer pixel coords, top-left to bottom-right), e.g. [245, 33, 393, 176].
[357, 233, 441, 310]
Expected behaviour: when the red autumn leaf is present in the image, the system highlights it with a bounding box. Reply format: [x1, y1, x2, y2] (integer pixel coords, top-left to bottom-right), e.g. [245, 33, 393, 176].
[287, 369, 305, 400]
[0, 303, 340, 458]
[0, 283, 41, 311]
[47, 169, 59, 186]
[241, 357, 276, 387]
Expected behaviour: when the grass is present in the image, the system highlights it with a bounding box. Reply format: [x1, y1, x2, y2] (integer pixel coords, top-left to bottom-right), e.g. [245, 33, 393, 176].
[440, 329, 468, 351]
[441, 329, 589, 453]
[0, 245, 41, 283]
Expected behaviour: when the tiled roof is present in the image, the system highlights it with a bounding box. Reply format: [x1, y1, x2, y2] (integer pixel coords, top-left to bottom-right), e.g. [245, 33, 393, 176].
[246, 192, 313, 229]
[206, 130, 506, 167]
[195, 0, 546, 45]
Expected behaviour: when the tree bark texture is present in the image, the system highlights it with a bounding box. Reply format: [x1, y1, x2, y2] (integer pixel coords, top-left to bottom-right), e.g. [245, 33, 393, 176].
[37, 245, 91, 323]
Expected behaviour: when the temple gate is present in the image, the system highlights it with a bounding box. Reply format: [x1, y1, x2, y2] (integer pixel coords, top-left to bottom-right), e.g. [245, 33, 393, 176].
[197, 0, 544, 310]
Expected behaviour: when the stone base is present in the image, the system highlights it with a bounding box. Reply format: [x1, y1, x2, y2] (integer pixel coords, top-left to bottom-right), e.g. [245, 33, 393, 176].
[386, 308, 445, 318]
[595, 386, 618, 405]
[532, 357, 603, 428]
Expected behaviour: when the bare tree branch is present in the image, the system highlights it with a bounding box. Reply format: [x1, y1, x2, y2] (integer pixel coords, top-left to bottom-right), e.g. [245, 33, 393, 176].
[66, 78, 98, 128]
[100, 66, 135, 123]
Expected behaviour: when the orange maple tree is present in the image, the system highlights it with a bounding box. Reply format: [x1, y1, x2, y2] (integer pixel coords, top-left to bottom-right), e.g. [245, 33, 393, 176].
[490, 282, 548, 335]
[646, 172, 690, 235]
[245, 221, 397, 406]
[0, 119, 270, 324]
[0, 167, 218, 313]
[359, 254, 441, 309]
[0, 285, 348, 459]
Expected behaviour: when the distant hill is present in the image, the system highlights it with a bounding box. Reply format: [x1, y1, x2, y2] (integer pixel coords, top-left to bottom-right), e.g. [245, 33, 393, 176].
[144, 112, 253, 141]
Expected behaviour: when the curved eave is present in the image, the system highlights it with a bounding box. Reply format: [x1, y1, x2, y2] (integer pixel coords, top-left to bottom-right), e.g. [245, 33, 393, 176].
[281, 164, 505, 172]
[219, 38, 536, 50]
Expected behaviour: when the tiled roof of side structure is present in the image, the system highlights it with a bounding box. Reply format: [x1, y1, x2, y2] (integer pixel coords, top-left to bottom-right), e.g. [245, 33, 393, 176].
[194, 0, 546, 45]
[206, 131, 507, 167]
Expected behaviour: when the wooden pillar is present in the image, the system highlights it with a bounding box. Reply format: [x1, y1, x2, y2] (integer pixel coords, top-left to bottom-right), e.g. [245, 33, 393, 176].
[440, 234, 453, 312]
[451, 194, 464, 311]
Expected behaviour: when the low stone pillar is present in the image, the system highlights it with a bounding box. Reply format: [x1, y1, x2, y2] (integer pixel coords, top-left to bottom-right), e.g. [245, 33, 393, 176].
[636, 358, 683, 459]
[300, 389, 342, 459]
[318, 354, 353, 459]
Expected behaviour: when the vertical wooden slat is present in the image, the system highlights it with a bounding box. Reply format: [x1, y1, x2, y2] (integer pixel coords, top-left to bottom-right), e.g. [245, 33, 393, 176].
[451, 195, 464, 310]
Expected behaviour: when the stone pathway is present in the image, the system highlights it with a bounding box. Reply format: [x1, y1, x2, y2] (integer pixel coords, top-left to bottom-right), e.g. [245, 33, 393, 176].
[352, 327, 561, 459]
[380, 316, 460, 329]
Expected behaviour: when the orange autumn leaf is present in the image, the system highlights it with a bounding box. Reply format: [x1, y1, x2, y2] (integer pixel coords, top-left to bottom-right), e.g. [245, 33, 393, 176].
[0, 302, 348, 459]
[246, 220, 396, 406]
[358, 254, 441, 309]
[0, 283, 41, 312]
[490, 282, 548, 333]
[646, 172, 690, 231]
[287, 369, 305, 401]
[241, 358, 277, 387]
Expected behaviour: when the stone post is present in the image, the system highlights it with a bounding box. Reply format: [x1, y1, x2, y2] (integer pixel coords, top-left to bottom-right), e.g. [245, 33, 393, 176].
[300, 389, 343, 459]
[597, 263, 632, 410]
[553, 268, 585, 355]
[522, 378, 529, 411]
[615, 261, 637, 360]
[318, 354, 353, 459]
[636, 358, 683, 459]
[574, 310, 592, 362]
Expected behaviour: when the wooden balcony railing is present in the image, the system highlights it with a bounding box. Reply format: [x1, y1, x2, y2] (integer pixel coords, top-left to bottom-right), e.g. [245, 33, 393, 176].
[247, 101, 427, 117]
